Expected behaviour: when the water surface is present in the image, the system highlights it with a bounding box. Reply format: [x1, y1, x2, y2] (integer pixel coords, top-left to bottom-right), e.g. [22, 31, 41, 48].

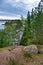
[0, 21, 6, 29]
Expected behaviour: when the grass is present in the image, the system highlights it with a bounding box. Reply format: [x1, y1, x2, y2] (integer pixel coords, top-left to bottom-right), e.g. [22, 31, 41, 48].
[0, 46, 16, 51]
[38, 54, 43, 57]
[23, 52, 32, 58]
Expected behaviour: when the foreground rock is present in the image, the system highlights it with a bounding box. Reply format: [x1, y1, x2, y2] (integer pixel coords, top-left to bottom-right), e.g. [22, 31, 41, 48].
[0, 46, 24, 65]
[24, 45, 38, 54]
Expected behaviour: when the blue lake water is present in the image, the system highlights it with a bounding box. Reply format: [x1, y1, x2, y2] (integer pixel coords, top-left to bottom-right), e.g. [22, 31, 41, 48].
[0, 21, 6, 29]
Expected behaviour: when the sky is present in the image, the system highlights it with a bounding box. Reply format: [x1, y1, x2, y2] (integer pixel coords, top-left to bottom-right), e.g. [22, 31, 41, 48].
[0, 0, 40, 19]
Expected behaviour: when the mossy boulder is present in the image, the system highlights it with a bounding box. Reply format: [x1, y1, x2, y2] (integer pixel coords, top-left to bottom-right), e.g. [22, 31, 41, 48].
[23, 45, 38, 54]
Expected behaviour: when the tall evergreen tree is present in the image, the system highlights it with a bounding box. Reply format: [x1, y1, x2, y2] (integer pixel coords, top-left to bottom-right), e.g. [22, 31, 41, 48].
[35, 2, 43, 44]
[20, 11, 31, 46]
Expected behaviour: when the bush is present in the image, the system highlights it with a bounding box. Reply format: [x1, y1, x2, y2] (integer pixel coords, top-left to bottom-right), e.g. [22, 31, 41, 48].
[20, 38, 32, 46]
[23, 52, 32, 58]
[26, 39, 32, 45]
[8, 58, 16, 65]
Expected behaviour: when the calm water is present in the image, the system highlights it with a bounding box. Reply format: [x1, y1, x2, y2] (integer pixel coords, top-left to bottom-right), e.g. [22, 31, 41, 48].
[0, 21, 6, 29]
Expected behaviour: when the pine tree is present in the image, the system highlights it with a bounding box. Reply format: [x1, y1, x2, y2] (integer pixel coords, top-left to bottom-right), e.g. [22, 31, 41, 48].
[20, 11, 31, 46]
[35, 2, 43, 44]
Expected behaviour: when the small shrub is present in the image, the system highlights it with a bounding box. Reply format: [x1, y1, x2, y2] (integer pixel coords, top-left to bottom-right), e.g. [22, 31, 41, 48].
[8, 58, 16, 65]
[26, 39, 32, 45]
[23, 52, 32, 58]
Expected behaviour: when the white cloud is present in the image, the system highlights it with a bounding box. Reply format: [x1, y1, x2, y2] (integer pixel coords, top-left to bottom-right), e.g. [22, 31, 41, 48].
[0, 0, 40, 19]
[4, 0, 40, 4]
[0, 15, 20, 20]
[4, 0, 40, 11]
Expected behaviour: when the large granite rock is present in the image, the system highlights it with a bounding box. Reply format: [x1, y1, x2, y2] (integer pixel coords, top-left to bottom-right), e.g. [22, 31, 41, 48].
[23, 45, 38, 54]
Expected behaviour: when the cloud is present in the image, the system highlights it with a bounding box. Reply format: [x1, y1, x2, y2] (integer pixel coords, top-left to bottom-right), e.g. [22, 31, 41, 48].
[0, 11, 20, 20]
[0, 0, 40, 19]
[0, 15, 20, 20]
[0, 10, 20, 17]
[4, 0, 40, 11]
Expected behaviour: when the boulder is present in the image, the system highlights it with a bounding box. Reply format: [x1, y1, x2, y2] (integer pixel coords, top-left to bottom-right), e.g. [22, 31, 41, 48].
[23, 45, 38, 54]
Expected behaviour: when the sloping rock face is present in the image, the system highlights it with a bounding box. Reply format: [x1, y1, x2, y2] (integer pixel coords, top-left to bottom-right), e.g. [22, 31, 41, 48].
[0, 50, 15, 65]
[0, 46, 24, 65]
[24, 45, 38, 54]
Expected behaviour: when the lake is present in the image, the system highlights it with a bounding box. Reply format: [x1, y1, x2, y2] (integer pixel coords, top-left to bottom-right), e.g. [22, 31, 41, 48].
[0, 21, 6, 29]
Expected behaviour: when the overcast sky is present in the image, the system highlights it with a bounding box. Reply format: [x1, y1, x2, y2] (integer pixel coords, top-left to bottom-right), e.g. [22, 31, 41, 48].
[0, 0, 40, 19]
